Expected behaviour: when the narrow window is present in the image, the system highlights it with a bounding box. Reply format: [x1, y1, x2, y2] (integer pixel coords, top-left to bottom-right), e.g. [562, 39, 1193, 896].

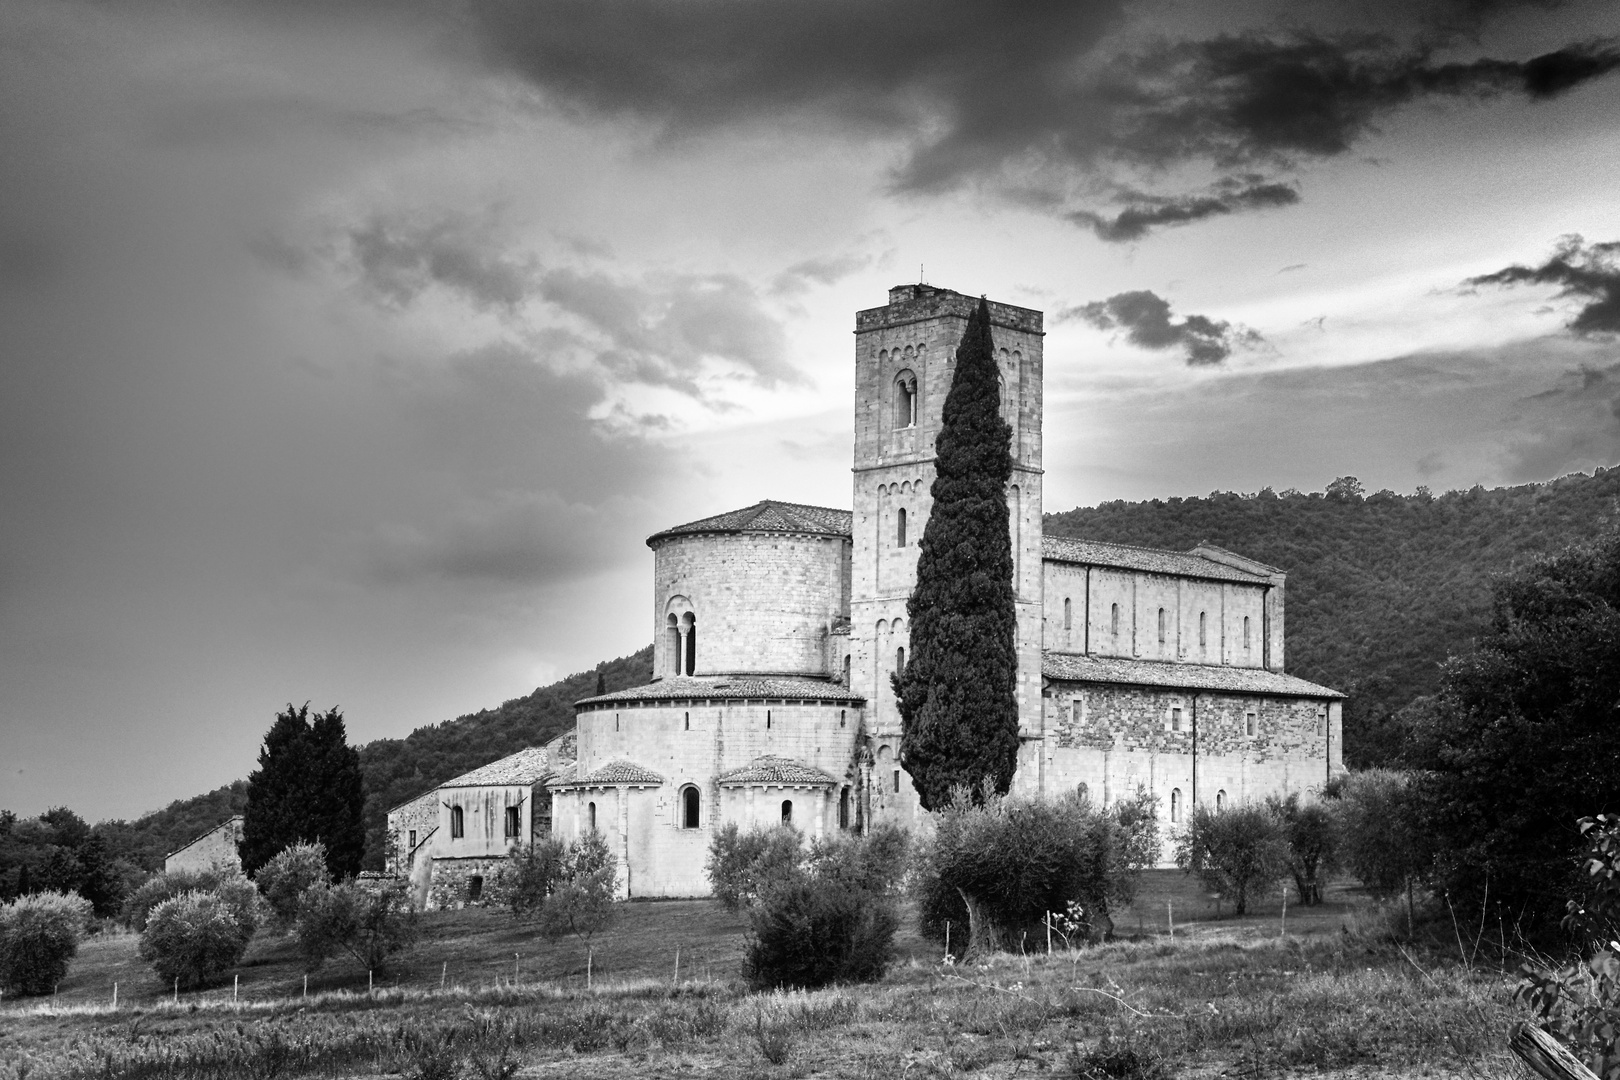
[897, 507, 907, 547]
[666, 613, 680, 677]
[893, 769, 901, 793]
[615, 713, 620, 731]
[766, 710, 772, 729]
[588, 801, 597, 830]
[1171, 706, 1182, 732]
[408, 829, 417, 849]
[840, 709, 846, 728]
[895, 370, 918, 428]
[682, 786, 700, 829]
[1063, 597, 1072, 631]
[843, 655, 851, 685]
[1199, 611, 1207, 647]
[839, 788, 850, 829]
[781, 799, 793, 825]
[685, 616, 697, 676]
[1243, 616, 1251, 651]
[468, 875, 484, 902]
[1317, 707, 1327, 737]
[1246, 711, 1257, 737]
[1216, 790, 1227, 811]
[450, 805, 464, 839]
[684, 711, 689, 730]
[1170, 788, 1182, 823]
[1110, 603, 1119, 636]
[505, 806, 520, 839]
[896, 646, 905, 673]
[1157, 608, 1166, 643]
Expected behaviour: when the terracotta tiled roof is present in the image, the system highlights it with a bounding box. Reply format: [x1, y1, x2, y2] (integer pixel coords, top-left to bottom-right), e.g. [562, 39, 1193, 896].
[718, 756, 840, 787]
[648, 500, 853, 545]
[1042, 652, 1344, 698]
[559, 760, 666, 787]
[1041, 536, 1274, 584]
[441, 747, 561, 788]
[548, 762, 578, 785]
[577, 675, 863, 708]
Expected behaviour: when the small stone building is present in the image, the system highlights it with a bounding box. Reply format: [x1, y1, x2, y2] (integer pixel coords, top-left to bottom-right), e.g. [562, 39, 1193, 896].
[164, 815, 244, 875]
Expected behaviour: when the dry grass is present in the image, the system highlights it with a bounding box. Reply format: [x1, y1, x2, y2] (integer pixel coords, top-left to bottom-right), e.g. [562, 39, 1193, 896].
[0, 882, 1531, 1080]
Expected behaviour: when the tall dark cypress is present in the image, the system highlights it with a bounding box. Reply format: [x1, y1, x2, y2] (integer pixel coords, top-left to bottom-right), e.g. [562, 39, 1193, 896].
[240, 703, 365, 878]
[895, 297, 1020, 810]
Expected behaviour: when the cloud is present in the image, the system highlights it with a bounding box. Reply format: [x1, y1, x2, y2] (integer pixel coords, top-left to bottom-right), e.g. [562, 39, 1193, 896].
[770, 253, 872, 295]
[456, 0, 1620, 235]
[1069, 180, 1299, 242]
[1064, 289, 1264, 365]
[1464, 235, 1620, 335]
[349, 214, 535, 312]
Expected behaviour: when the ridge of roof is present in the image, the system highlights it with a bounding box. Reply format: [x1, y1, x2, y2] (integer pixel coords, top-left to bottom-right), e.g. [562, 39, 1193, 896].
[577, 675, 864, 708]
[1042, 652, 1344, 698]
[1041, 535, 1273, 584]
[647, 500, 853, 546]
[440, 746, 560, 788]
[718, 755, 840, 787]
[557, 760, 666, 786]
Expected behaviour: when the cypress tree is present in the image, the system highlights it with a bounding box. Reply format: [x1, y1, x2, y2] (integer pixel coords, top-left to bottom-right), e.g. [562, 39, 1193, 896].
[895, 297, 1020, 810]
[240, 704, 365, 879]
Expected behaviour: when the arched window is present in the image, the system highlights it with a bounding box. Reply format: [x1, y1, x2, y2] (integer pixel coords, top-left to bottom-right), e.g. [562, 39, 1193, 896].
[1170, 788, 1182, 823]
[1244, 616, 1252, 651]
[1245, 710, 1257, 737]
[896, 507, 907, 547]
[1076, 782, 1089, 802]
[1216, 790, 1227, 811]
[683, 711, 689, 730]
[839, 788, 850, 829]
[1199, 611, 1207, 647]
[894, 370, 918, 428]
[1063, 597, 1072, 631]
[781, 799, 793, 825]
[666, 613, 680, 677]
[681, 786, 700, 829]
[450, 805, 464, 839]
[587, 801, 596, 830]
[683, 613, 697, 676]
[1157, 608, 1166, 643]
[1110, 603, 1119, 636]
[895, 646, 905, 673]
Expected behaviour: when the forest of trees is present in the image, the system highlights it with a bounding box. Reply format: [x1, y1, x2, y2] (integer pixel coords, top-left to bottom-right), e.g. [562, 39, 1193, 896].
[11, 466, 1620, 882]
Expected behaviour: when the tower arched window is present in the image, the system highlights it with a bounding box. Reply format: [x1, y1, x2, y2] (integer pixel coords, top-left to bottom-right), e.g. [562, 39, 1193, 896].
[1199, 611, 1207, 648]
[1110, 603, 1119, 636]
[1243, 616, 1251, 651]
[665, 613, 680, 677]
[1157, 608, 1166, 643]
[450, 805, 464, 839]
[1063, 597, 1071, 631]
[896, 507, 907, 547]
[681, 786, 700, 829]
[894, 369, 918, 428]
[681, 612, 697, 676]
[781, 799, 793, 825]
[683, 711, 689, 730]
[1170, 788, 1182, 824]
[839, 788, 850, 829]
[843, 654, 851, 686]
[587, 801, 596, 830]
[896, 646, 905, 673]
[1216, 789, 1227, 811]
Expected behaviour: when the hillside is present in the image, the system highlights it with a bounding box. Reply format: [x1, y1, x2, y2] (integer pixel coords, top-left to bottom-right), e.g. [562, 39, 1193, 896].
[1045, 468, 1620, 767]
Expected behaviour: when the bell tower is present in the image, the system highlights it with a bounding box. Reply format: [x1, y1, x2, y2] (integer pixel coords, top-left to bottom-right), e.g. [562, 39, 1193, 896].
[848, 285, 1045, 818]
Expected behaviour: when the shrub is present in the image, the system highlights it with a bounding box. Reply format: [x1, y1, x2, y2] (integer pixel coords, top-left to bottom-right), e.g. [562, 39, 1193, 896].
[1268, 792, 1337, 905]
[744, 874, 899, 990]
[806, 823, 910, 895]
[1329, 769, 1431, 934]
[255, 842, 330, 931]
[499, 837, 566, 919]
[919, 785, 1153, 955]
[296, 880, 419, 972]
[705, 823, 803, 912]
[138, 891, 253, 989]
[1175, 803, 1289, 916]
[122, 867, 230, 931]
[537, 832, 617, 942]
[0, 891, 92, 996]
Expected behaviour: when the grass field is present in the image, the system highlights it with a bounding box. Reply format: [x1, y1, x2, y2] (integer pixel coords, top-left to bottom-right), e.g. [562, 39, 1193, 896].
[0, 874, 1530, 1079]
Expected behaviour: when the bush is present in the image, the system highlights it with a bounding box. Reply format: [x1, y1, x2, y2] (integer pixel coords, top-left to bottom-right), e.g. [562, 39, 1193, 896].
[1329, 769, 1430, 934]
[255, 842, 330, 931]
[806, 824, 910, 895]
[499, 838, 566, 919]
[743, 863, 900, 988]
[1268, 792, 1337, 905]
[705, 824, 803, 913]
[122, 867, 231, 931]
[296, 880, 419, 972]
[537, 832, 617, 942]
[1175, 803, 1289, 916]
[919, 785, 1155, 956]
[0, 891, 92, 996]
[138, 891, 253, 989]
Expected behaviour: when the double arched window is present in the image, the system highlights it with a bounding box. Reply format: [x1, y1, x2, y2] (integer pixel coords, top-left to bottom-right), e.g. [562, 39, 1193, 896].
[894, 370, 918, 428]
[666, 610, 697, 676]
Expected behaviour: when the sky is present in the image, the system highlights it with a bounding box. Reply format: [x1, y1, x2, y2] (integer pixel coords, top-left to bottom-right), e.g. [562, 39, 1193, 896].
[3, 0, 1619, 822]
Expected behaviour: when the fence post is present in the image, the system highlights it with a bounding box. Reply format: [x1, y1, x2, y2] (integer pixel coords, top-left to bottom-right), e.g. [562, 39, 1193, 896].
[1511, 1024, 1602, 1080]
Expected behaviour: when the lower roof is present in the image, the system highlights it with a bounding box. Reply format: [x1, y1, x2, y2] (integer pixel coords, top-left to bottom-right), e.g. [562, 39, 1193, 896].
[1042, 652, 1344, 699]
[577, 675, 864, 709]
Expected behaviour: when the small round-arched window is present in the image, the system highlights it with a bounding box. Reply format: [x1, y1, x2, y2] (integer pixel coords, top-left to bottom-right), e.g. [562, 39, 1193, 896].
[780, 799, 793, 825]
[1170, 788, 1183, 824]
[1110, 603, 1120, 636]
[681, 785, 700, 829]
[450, 805, 464, 839]
[1076, 782, 1089, 802]
[587, 801, 597, 830]
[1216, 790, 1227, 811]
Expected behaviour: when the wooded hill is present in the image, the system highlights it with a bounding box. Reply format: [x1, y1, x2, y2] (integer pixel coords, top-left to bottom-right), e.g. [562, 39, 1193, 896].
[102, 467, 1620, 870]
[1045, 468, 1620, 768]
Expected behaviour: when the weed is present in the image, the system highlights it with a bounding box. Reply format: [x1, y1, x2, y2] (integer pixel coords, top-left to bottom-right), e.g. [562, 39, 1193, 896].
[1067, 1036, 1168, 1080]
[753, 1008, 795, 1066]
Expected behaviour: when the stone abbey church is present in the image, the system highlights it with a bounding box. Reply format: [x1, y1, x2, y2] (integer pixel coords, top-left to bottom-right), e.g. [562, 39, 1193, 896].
[388, 285, 1345, 904]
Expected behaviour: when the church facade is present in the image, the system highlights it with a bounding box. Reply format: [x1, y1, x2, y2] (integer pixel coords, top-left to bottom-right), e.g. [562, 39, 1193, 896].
[555, 284, 1345, 898]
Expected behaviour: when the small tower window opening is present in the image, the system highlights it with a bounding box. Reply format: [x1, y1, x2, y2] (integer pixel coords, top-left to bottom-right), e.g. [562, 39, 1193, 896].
[1243, 616, 1251, 651]
[896, 646, 905, 673]
[1171, 706, 1183, 732]
[897, 507, 907, 547]
[615, 713, 620, 731]
[684, 711, 690, 730]
[1216, 789, 1227, 811]
[1110, 603, 1120, 636]
[895, 370, 918, 428]
[839, 709, 846, 728]
[781, 799, 793, 825]
[1157, 608, 1166, 643]
[1199, 611, 1207, 648]
[839, 788, 850, 829]
[683, 613, 697, 676]
[1170, 788, 1182, 823]
[1245, 711, 1257, 737]
[666, 613, 680, 677]
[1063, 597, 1072, 631]
[681, 785, 700, 829]
[505, 806, 520, 839]
[587, 801, 597, 830]
[450, 805, 464, 839]
[843, 654, 851, 685]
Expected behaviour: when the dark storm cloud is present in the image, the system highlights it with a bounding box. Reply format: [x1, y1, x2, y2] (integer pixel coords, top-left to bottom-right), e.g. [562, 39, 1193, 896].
[340, 214, 799, 393]
[1465, 235, 1620, 335]
[451, 0, 1619, 236]
[770, 253, 872, 295]
[1065, 290, 1263, 366]
[1069, 180, 1299, 242]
